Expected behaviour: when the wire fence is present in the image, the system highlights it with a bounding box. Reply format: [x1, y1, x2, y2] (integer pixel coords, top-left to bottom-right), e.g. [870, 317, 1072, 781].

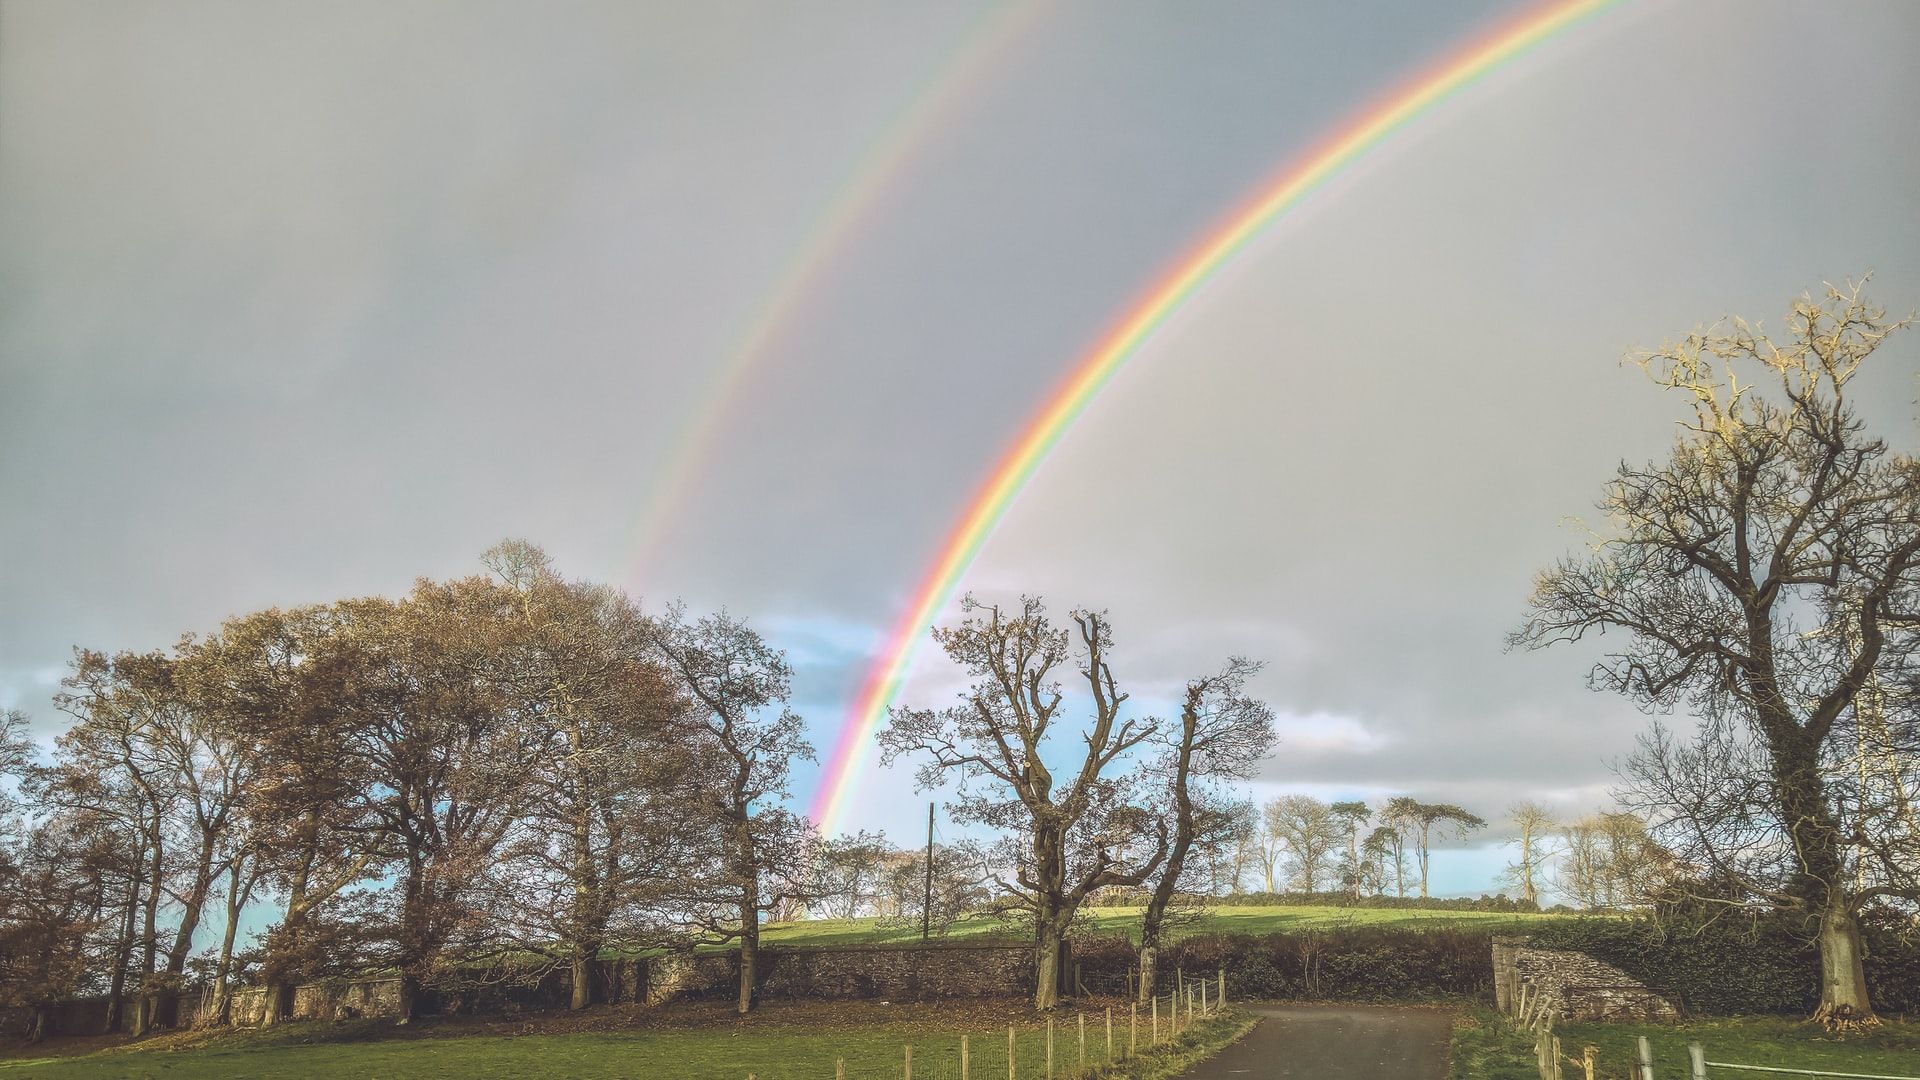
[1506, 983, 1919, 1080]
[739, 972, 1230, 1080]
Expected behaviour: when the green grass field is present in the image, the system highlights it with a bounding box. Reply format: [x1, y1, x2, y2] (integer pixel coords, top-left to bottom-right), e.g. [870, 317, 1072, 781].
[757, 904, 1566, 948]
[0, 1002, 1248, 1080]
[1451, 1007, 1920, 1080]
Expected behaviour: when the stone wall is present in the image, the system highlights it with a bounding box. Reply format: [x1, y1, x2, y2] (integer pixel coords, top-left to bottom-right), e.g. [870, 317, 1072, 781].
[1492, 934, 1679, 1023]
[2, 944, 1036, 1037]
[647, 945, 1032, 1004]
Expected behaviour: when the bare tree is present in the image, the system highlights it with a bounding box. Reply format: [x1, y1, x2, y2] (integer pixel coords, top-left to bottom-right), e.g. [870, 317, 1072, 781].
[876, 840, 993, 934]
[1137, 660, 1275, 1000]
[810, 831, 893, 919]
[1379, 798, 1417, 897]
[1501, 802, 1556, 908]
[880, 596, 1167, 1010]
[1264, 795, 1344, 892]
[1513, 283, 1920, 1027]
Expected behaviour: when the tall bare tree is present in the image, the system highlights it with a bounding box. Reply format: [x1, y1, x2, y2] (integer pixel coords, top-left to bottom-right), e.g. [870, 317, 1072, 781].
[1264, 795, 1346, 892]
[1137, 660, 1275, 1000]
[1379, 798, 1417, 897]
[1502, 802, 1556, 907]
[1514, 283, 1920, 1027]
[880, 596, 1167, 1010]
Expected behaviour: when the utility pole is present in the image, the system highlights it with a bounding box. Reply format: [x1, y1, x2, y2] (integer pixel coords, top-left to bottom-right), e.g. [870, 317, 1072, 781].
[922, 802, 935, 941]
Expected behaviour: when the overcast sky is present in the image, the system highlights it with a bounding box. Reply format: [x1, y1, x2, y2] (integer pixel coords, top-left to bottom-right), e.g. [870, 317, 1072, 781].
[5, 0, 1919, 896]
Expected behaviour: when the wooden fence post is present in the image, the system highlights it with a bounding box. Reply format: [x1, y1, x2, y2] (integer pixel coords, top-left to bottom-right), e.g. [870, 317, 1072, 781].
[961, 1034, 969, 1080]
[1218, 968, 1225, 1007]
[1688, 1043, 1706, 1080]
[1008, 1024, 1016, 1080]
[1077, 1012, 1085, 1071]
[1581, 1045, 1597, 1080]
[836, 1060, 845, 1080]
[1636, 1035, 1655, 1080]
[1200, 978, 1208, 1017]
[1151, 995, 1158, 1044]
[1551, 1033, 1564, 1080]
[1129, 1002, 1137, 1056]
[1105, 1005, 1113, 1061]
[904, 1043, 912, 1080]
[1046, 1017, 1054, 1079]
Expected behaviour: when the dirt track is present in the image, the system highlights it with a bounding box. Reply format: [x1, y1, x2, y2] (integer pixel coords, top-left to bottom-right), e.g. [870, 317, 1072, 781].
[1181, 1004, 1452, 1079]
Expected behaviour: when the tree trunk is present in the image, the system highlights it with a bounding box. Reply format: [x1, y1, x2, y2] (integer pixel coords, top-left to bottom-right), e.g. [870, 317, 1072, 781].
[734, 809, 760, 1015]
[131, 830, 164, 1037]
[1812, 899, 1877, 1030]
[1136, 944, 1157, 1005]
[1035, 926, 1062, 1011]
[398, 972, 422, 1025]
[736, 924, 757, 1015]
[263, 979, 294, 1025]
[208, 865, 249, 1026]
[103, 878, 138, 1033]
[155, 839, 219, 1029]
[570, 947, 598, 1011]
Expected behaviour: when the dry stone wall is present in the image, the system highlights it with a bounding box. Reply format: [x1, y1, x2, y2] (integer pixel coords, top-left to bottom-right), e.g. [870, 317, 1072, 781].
[1492, 934, 1679, 1023]
[646, 945, 1031, 1004]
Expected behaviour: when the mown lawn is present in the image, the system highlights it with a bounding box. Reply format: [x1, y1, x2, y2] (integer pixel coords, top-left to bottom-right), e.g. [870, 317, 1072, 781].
[758, 904, 1567, 948]
[0, 1002, 1247, 1080]
[1450, 1007, 1920, 1080]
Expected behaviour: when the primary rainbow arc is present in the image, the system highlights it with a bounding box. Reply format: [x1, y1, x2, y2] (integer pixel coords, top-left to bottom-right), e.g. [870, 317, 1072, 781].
[812, 0, 1628, 834]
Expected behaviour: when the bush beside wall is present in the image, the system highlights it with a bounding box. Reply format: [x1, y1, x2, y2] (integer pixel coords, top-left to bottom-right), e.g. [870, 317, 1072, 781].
[1528, 913, 1920, 1017]
[1075, 927, 1497, 1002]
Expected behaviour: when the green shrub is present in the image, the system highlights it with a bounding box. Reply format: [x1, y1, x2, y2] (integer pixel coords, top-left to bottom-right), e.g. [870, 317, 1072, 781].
[1078, 926, 1495, 1001]
[1529, 910, 1920, 1016]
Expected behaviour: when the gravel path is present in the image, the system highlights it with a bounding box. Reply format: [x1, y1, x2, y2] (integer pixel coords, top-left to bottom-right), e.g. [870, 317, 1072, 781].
[1180, 1004, 1453, 1079]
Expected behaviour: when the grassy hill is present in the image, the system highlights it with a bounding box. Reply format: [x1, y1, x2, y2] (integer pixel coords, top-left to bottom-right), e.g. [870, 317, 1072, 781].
[757, 904, 1568, 949]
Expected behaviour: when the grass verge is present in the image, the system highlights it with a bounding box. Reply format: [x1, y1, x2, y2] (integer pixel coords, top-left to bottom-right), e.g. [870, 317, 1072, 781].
[0, 999, 1253, 1080]
[1448, 1005, 1920, 1080]
[1088, 1009, 1255, 1079]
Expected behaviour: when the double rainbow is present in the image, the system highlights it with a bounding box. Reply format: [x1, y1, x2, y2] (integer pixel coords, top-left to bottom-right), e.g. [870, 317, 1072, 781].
[812, 0, 1627, 833]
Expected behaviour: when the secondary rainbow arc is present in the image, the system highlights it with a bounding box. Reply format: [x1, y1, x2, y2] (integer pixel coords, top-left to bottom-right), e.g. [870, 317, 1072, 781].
[812, 0, 1628, 834]
[624, 1, 1053, 582]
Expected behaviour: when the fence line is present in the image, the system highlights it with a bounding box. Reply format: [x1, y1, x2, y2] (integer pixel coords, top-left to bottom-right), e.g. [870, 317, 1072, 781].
[1506, 984, 1919, 1080]
[1691, 1042, 1920, 1080]
[746, 970, 1230, 1079]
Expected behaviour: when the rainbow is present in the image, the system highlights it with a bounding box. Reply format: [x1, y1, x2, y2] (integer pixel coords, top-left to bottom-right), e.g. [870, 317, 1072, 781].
[625, 1, 1054, 580]
[812, 0, 1628, 833]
